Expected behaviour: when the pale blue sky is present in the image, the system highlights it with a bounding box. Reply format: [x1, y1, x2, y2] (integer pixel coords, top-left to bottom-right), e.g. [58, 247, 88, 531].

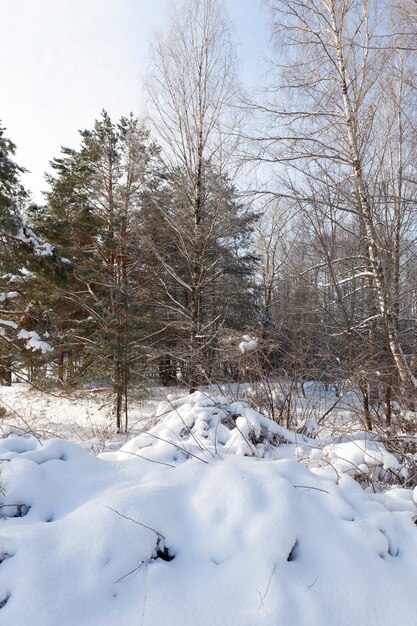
[0, 0, 270, 201]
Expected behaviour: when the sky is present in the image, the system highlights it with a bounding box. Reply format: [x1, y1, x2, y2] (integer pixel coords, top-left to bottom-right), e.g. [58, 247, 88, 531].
[0, 0, 270, 202]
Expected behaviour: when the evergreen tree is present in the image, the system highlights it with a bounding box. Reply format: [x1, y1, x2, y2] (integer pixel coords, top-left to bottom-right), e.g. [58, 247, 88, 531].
[143, 162, 258, 386]
[43, 111, 160, 430]
[0, 123, 61, 384]
[148, 0, 251, 389]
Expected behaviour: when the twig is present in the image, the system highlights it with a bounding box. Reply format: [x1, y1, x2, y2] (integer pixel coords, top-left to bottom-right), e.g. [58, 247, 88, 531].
[293, 485, 329, 494]
[140, 564, 148, 626]
[0, 397, 43, 444]
[115, 560, 145, 583]
[134, 431, 209, 464]
[257, 563, 277, 609]
[106, 506, 164, 539]
[307, 574, 319, 589]
[118, 449, 176, 468]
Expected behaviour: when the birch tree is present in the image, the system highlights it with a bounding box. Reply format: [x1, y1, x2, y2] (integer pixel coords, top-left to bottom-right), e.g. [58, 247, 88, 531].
[261, 0, 417, 408]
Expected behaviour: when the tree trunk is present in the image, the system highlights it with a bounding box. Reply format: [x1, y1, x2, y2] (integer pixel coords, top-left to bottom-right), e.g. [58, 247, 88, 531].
[330, 2, 416, 406]
[0, 356, 12, 386]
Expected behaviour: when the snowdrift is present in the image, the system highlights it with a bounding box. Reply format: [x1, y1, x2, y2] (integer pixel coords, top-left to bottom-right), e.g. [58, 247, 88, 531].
[1, 392, 417, 626]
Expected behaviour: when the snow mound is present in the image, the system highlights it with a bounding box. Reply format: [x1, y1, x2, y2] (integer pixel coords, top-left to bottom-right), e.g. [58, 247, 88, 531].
[0, 395, 417, 625]
[119, 390, 312, 462]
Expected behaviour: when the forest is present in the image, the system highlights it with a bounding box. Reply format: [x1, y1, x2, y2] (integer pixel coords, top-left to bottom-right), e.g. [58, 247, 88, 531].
[1, 0, 417, 436]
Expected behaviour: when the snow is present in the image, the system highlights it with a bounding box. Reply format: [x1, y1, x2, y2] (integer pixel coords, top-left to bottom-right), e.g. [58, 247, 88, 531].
[0, 319, 18, 330]
[318, 439, 407, 480]
[0, 323, 52, 353]
[15, 226, 55, 257]
[16, 329, 53, 353]
[239, 334, 258, 353]
[0, 292, 18, 302]
[0, 389, 417, 624]
[1, 274, 20, 283]
[0, 384, 152, 445]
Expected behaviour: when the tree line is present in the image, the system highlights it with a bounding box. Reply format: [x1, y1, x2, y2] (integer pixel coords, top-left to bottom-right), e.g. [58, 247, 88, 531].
[1, 0, 417, 432]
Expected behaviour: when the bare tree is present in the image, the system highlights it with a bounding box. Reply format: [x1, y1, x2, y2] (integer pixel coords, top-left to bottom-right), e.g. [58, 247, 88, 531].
[257, 0, 417, 408]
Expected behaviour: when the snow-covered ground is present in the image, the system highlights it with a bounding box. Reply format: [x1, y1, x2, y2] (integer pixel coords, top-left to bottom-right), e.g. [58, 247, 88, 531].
[0, 379, 364, 447]
[1, 386, 417, 625]
[0, 383, 160, 448]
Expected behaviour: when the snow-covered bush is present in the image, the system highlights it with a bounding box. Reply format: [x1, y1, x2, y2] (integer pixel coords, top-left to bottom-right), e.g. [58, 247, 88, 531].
[119, 392, 417, 492]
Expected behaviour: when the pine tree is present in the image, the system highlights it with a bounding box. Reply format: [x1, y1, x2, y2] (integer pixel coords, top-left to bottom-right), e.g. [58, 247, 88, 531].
[143, 162, 258, 386]
[148, 0, 257, 388]
[0, 123, 61, 384]
[43, 111, 160, 430]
